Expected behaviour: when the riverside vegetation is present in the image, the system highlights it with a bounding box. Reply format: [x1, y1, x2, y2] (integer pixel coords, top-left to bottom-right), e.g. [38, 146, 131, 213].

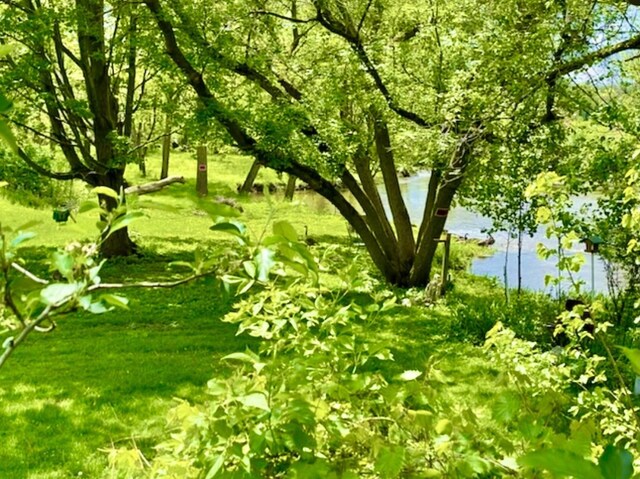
[0, 152, 639, 478]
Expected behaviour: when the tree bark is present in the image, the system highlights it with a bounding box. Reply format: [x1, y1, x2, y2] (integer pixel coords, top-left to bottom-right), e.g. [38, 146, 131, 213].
[284, 174, 296, 200]
[239, 159, 261, 194]
[410, 132, 477, 285]
[161, 114, 171, 179]
[133, 124, 146, 176]
[77, 0, 136, 257]
[123, 14, 137, 138]
[93, 170, 137, 257]
[125, 175, 185, 195]
[372, 110, 415, 275]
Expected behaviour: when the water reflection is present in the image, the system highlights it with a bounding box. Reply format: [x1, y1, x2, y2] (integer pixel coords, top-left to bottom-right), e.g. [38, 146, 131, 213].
[297, 173, 608, 293]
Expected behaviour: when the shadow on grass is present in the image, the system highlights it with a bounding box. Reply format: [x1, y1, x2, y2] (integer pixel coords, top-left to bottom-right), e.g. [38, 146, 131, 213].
[0, 250, 257, 478]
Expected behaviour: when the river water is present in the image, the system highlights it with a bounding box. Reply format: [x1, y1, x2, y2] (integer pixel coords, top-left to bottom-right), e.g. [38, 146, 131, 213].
[300, 172, 609, 294]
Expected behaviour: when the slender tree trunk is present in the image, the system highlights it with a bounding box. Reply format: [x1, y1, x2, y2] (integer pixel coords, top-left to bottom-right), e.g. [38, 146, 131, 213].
[284, 174, 296, 200]
[161, 114, 170, 179]
[240, 159, 261, 194]
[134, 123, 146, 176]
[504, 233, 510, 304]
[123, 14, 137, 138]
[372, 109, 415, 275]
[417, 169, 441, 244]
[410, 133, 476, 285]
[517, 227, 523, 295]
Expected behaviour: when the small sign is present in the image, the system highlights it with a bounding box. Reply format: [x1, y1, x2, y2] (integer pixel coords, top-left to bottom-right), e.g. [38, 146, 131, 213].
[435, 208, 449, 217]
[198, 164, 207, 172]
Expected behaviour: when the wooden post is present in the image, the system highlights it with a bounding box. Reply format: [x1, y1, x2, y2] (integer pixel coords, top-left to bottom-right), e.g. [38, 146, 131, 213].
[196, 145, 208, 197]
[284, 174, 296, 200]
[160, 115, 171, 180]
[440, 232, 451, 296]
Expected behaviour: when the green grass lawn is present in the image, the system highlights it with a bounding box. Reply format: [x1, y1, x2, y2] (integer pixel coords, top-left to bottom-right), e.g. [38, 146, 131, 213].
[0, 150, 557, 478]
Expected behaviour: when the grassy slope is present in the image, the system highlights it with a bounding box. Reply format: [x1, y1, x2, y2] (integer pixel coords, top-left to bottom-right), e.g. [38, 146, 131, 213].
[0, 150, 547, 478]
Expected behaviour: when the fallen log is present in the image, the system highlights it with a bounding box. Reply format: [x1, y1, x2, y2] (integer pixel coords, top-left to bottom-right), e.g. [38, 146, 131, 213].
[125, 176, 185, 196]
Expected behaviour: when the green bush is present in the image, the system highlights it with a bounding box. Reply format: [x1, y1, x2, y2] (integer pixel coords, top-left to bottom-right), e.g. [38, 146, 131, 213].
[0, 146, 61, 206]
[446, 277, 559, 345]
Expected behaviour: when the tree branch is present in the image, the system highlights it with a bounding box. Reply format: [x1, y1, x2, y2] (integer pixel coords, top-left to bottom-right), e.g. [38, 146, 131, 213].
[313, 2, 432, 128]
[251, 10, 317, 24]
[15, 147, 83, 180]
[552, 33, 640, 78]
[357, 0, 374, 34]
[0, 305, 53, 369]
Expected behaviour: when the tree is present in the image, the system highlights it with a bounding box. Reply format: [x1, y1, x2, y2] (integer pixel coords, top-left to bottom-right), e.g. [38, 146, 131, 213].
[140, 0, 640, 287]
[0, 0, 154, 256]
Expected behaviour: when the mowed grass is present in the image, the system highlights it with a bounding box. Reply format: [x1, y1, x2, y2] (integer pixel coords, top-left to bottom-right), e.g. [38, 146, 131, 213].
[0, 150, 356, 478]
[0, 150, 538, 478]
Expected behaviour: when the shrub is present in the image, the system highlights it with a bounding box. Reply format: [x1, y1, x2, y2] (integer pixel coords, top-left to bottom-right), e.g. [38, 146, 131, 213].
[0, 146, 62, 206]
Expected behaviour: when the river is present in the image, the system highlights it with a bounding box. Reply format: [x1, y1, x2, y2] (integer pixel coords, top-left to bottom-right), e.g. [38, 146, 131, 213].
[300, 172, 609, 294]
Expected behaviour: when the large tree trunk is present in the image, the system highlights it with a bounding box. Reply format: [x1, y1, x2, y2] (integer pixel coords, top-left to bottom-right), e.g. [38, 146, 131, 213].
[94, 170, 137, 257]
[77, 0, 136, 258]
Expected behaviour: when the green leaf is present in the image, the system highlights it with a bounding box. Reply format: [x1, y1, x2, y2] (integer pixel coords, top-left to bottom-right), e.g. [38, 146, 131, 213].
[0, 119, 17, 153]
[78, 200, 98, 214]
[492, 393, 521, 423]
[78, 295, 110, 314]
[10, 232, 36, 248]
[398, 370, 422, 381]
[375, 445, 406, 479]
[16, 220, 41, 231]
[238, 392, 270, 411]
[243, 261, 256, 279]
[92, 186, 120, 200]
[273, 220, 298, 242]
[0, 92, 12, 112]
[0, 45, 14, 58]
[519, 449, 602, 479]
[100, 294, 129, 310]
[108, 211, 145, 236]
[255, 248, 275, 282]
[205, 454, 225, 479]
[222, 350, 260, 364]
[599, 445, 633, 479]
[52, 251, 74, 277]
[209, 221, 245, 237]
[168, 261, 195, 272]
[618, 347, 640, 376]
[41, 283, 82, 305]
[0, 181, 7, 188]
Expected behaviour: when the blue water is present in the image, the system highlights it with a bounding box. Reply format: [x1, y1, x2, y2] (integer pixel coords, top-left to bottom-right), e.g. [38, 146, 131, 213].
[393, 172, 608, 294]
